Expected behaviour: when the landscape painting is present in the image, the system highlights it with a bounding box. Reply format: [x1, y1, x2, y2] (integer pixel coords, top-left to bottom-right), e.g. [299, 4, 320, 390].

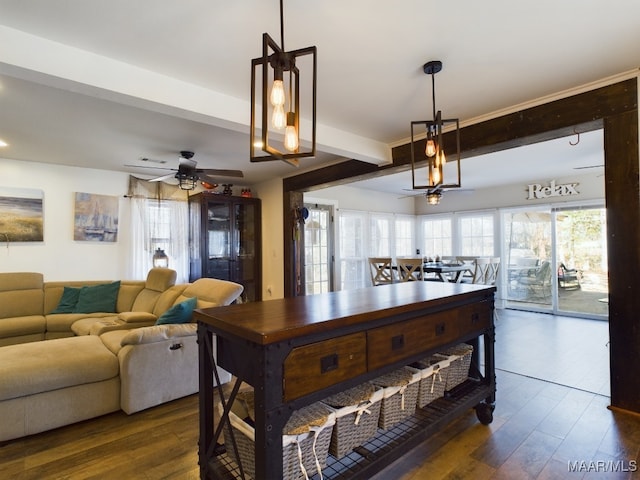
[74, 192, 119, 242]
[0, 187, 44, 242]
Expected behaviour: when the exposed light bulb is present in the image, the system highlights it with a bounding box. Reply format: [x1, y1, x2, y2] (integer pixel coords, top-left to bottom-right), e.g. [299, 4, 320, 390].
[425, 138, 437, 157]
[284, 112, 299, 152]
[270, 79, 285, 107]
[432, 165, 441, 184]
[439, 149, 446, 165]
[272, 104, 286, 130]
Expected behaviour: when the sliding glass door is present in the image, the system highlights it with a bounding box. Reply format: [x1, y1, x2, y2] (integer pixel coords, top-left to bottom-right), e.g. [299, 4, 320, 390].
[504, 209, 553, 308]
[503, 205, 608, 319]
[555, 207, 608, 317]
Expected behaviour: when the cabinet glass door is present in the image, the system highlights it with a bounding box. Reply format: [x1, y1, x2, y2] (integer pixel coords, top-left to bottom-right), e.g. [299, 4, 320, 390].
[235, 202, 256, 300]
[207, 202, 231, 279]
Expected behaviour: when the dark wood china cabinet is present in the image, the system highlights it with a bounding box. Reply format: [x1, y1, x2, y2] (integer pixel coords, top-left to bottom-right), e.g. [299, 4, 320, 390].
[189, 193, 261, 302]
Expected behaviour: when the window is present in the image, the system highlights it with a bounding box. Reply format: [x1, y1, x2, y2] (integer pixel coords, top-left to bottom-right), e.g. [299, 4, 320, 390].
[128, 178, 190, 283]
[459, 214, 495, 256]
[395, 215, 415, 258]
[421, 217, 452, 258]
[369, 214, 392, 257]
[338, 210, 367, 290]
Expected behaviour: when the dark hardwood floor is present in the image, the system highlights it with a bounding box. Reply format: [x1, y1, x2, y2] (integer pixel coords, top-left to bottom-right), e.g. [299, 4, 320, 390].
[2, 310, 638, 479]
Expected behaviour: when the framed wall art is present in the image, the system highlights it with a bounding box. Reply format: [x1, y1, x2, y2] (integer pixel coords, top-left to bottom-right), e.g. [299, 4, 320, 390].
[0, 187, 44, 242]
[73, 192, 119, 242]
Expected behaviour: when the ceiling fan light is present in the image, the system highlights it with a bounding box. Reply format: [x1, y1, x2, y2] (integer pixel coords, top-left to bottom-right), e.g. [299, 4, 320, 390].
[426, 191, 442, 205]
[176, 172, 198, 190]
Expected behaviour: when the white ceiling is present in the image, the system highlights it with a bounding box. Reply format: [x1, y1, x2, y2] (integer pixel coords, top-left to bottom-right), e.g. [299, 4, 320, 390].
[0, 1, 637, 193]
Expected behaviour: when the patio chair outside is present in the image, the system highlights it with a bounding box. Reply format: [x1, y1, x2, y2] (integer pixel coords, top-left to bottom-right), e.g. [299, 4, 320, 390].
[517, 260, 552, 299]
[558, 263, 581, 289]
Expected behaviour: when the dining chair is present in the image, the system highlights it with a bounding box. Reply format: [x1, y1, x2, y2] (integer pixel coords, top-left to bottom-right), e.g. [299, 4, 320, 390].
[397, 257, 424, 282]
[368, 257, 394, 286]
[471, 257, 501, 285]
[456, 256, 477, 282]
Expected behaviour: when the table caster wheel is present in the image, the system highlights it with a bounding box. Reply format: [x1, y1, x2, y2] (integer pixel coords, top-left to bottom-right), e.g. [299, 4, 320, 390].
[475, 402, 494, 425]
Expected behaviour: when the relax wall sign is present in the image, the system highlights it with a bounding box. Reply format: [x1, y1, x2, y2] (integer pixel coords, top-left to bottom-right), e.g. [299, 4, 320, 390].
[527, 180, 579, 200]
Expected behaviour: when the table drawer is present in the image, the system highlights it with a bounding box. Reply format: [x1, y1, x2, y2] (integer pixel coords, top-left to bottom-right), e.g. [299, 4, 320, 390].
[455, 301, 492, 337]
[283, 332, 367, 402]
[367, 310, 459, 371]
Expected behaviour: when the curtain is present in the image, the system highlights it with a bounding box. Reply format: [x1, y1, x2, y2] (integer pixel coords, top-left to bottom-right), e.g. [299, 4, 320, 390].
[126, 176, 190, 283]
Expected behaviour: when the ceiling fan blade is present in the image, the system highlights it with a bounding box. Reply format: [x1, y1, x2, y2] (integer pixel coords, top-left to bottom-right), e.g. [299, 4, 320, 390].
[199, 168, 244, 178]
[148, 173, 177, 183]
[124, 164, 177, 172]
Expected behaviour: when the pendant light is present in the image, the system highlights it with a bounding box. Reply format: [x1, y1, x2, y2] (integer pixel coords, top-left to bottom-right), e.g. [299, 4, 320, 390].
[250, 0, 317, 166]
[410, 60, 461, 203]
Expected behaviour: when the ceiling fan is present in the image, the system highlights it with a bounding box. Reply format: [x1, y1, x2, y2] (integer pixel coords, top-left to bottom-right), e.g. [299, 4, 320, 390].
[399, 185, 474, 204]
[125, 151, 244, 190]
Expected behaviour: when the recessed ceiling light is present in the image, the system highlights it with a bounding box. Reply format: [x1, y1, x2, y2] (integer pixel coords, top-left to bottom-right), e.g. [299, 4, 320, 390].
[0, 139, 8, 148]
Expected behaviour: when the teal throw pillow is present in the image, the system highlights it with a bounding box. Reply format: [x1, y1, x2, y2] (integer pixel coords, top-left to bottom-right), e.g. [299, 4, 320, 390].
[73, 281, 121, 314]
[156, 296, 198, 325]
[51, 286, 82, 314]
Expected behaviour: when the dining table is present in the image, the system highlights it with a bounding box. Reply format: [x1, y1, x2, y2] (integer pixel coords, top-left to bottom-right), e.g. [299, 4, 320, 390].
[422, 262, 473, 283]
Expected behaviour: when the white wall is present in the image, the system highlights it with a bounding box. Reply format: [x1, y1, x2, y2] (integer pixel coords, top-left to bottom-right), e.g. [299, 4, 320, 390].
[305, 184, 416, 214]
[252, 177, 285, 300]
[415, 172, 604, 215]
[0, 157, 131, 281]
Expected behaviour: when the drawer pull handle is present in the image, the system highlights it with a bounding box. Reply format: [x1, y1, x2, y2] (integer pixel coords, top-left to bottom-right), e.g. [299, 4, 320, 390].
[471, 313, 480, 324]
[391, 334, 405, 350]
[435, 323, 446, 336]
[320, 353, 339, 373]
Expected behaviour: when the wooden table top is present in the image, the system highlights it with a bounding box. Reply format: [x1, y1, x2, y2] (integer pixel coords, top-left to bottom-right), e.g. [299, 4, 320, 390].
[195, 281, 494, 345]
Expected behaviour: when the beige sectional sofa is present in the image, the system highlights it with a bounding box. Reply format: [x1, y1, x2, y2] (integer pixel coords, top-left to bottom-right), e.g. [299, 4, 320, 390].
[0, 270, 243, 442]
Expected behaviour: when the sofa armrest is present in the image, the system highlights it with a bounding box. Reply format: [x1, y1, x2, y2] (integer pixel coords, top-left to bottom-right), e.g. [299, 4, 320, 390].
[118, 312, 158, 323]
[116, 324, 230, 414]
[119, 323, 196, 346]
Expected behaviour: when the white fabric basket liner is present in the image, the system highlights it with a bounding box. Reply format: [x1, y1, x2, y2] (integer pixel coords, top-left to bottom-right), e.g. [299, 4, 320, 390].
[228, 409, 336, 447]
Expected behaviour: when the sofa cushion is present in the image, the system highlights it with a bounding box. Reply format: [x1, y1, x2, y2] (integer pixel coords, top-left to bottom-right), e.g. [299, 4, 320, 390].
[0, 316, 46, 346]
[156, 297, 197, 325]
[130, 268, 177, 313]
[74, 281, 121, 314]
[0, 272, 44, 319]
[0, 336, 118, 402]
[50, 286, 82, 314]
[151, 285, 188, 316]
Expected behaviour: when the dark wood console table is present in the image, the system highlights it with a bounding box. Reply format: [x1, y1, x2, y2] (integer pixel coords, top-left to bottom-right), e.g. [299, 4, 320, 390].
[196, 281, 496, 479]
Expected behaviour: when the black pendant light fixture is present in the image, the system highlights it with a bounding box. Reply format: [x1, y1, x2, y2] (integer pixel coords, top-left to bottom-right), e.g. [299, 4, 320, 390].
[410, 60, 461, 204]
[250, 0, 317, 166]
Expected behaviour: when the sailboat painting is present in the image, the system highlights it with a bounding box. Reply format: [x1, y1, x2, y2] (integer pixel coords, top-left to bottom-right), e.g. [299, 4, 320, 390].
[0, 187, 44, 242]
[74, 192, 119, 242]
